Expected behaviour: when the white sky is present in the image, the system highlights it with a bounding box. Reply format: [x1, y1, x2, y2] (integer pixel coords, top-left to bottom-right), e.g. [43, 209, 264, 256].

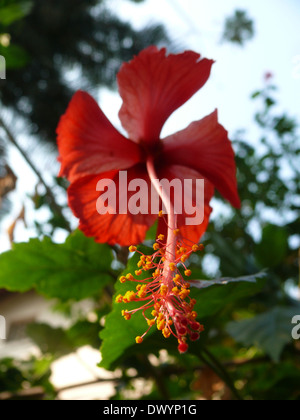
[0, 0, 300, 252]
[102, 0, 300, 136]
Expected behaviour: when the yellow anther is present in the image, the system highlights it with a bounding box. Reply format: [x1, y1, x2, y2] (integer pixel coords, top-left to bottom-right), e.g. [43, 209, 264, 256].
[159, 210, 164, 217]
[124, 291, 136, 302]
[128, 292, 136, 302]
[169, 263, 176, 272]
[135, 269, 143, 276]
[181, 254, 189, 263]
[172, 287, 180, 296]
[129, 246, 137, 253]
[185, 269, 192, 277]
[179, 289, 190, 300]
[136, 336, 143, 344]
[158, 234, 165, 241]
[138, 285, 147, 298]
[115, 294, 123, 303]
[153, 243, 160, 251]
[147, 319, 156, 327]
[173, 278, 181, 287]
[162, 328, 171, 338]
[151, 310, 158, 318]
[193, 244, 205, 252]
[191, 311, 198, 320]
[157, 320, 166, 331]
[160, 285, 168, 296]
[137, 261, 143, 268]
[122, 310, 131, 321]
[120, 276, 127, 284]
[157, 313, 164, 321]
[126, 273, 135, 281]
[173, 229, 180, 236]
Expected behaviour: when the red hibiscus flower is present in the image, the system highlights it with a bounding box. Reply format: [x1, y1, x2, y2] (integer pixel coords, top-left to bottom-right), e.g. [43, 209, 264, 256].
[57, 46, 240, 247]
[57, 46, 241, 353]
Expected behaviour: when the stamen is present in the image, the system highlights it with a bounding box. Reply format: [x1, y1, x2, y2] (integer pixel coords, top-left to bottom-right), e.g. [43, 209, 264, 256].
[115, 157, 205, 353]
[129, 246, 137, 253]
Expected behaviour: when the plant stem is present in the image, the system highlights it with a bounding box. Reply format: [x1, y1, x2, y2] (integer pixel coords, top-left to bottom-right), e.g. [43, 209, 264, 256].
[139, 354, 170, 400]
[202, 348, 243, 400]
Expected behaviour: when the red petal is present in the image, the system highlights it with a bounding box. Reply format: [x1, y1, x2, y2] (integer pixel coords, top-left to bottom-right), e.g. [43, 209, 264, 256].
[68, 166, 156, 246]
[162, 110, 241, 208]
[118, 46, 214, 145]
[179, 212, 211, 247]
[57, 91, 142, 183]
[155, 164, 214, 245]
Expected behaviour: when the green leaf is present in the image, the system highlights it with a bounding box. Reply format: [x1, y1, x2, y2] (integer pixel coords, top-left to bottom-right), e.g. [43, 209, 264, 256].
[0, 358, 25, 393]
[226, 307, 298, 362]
[190, 271, 267, 290]
[27, 320, 101, 357]
[251, 91, 261, 99]
[145, 220, 158, 241]
[192, 275, 264, 319]
[67, 320, 102, 349]
[0, 230, 114, 301]
[0, 1, 33, 26]
[222, 10, 254, 46]
[209, 232, 248, 277]
[99, 246, 155, 370]
[255, 224, 289, 268]
[273, 115, 297, 137]
[26, 324, 74, 357]
[0, 44, 30, 69]
[265, 97, 276, 108]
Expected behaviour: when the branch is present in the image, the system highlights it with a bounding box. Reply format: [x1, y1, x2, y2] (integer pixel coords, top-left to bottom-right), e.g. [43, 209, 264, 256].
[0, 386, 46, 401]
[0, 116, 71, 232]
[0, 378, 120, 401]
[198, 349, 243, 401]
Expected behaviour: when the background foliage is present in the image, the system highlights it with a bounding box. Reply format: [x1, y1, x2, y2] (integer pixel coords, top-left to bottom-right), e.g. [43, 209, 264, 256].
[0, 0, 299, 400]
